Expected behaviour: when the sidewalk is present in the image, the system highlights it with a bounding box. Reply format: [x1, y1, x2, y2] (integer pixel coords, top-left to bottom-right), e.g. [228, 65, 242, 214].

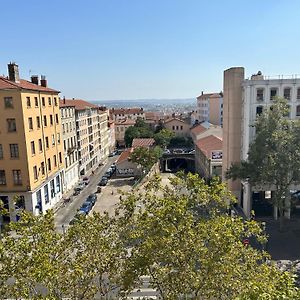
[257, 216, 300, 260]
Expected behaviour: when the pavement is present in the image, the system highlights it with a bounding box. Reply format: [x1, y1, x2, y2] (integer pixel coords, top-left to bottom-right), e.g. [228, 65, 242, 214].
[54, 156, 119, 232]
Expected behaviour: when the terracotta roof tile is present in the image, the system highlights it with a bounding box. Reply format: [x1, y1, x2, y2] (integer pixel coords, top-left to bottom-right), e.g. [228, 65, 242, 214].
[132, 138, 155, 148]
[190, 124, 207, 135]
[0, 76, 60, 93]
[115, 119, 136, 125]
[111, 107, 144, 115]
[60, 99, 98, 110]
[197, 92, 222, 99]
[196, 135, 222, 159]
[116, 148, 133, 164]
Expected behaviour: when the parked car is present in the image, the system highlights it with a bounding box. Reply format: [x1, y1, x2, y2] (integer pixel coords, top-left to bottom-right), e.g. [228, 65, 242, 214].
[77, 182, 86, 190]
[73, 187, 82, 196]
[98, 176, 108, 186]
[172, 149, 184, 154]
[188, 149, 195, 154]
[110, 164, 116, 171]
[105, 168, 113, 178]
[86, 194, 97, 206]
[82, 177, 90, 185]
[79, 201, 93, 215]
[163, 149, 171, 154]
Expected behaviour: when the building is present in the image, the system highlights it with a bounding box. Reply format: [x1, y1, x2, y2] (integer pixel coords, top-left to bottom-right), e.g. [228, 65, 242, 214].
[0, 63, 64, 219]
[115, 119, 136, 146]
[195, 135, 222, 179]
[164, 118, 190, 137]
[110, 107, 145, 122]
[108, 120, 116, 152]
[62, 99, 109, 176]
[115, 148, 139, 177]
[190, 121, 223, 143]
[197, 92, 223, 126]
[59, 100, 79, 192]
[223, 67, 300, 217]
[132, 138, 155, 148]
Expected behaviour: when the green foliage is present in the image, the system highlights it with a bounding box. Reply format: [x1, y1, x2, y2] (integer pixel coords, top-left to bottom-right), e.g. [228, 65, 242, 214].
[226, 98, 300, 223]
[154, 128, 175, 148]
[124, 118, 154, 147]
[130, 146, 162, 175]
[118, 173, 299, 299]
[169, 135, 193, 148]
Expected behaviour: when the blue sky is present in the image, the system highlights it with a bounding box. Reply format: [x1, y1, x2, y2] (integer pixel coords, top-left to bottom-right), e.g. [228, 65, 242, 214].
[1, 0, 300, 100]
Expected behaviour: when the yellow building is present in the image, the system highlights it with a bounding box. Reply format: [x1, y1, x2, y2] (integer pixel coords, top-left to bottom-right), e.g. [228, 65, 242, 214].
[0, 63, 64, 220]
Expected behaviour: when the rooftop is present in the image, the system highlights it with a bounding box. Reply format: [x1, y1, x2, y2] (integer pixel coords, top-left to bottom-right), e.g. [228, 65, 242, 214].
[60, 99, 99, 110]
[132, 138, 155, 148]
[116, 148, 133, 164]
[196, 135, 222, 159]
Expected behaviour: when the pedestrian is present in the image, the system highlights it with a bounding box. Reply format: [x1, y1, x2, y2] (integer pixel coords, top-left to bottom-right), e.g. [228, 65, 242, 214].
[111, 189, 114, 195]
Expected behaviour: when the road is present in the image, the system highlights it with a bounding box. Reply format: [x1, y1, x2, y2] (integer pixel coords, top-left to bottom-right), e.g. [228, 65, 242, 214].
[54, 156, 119, 232]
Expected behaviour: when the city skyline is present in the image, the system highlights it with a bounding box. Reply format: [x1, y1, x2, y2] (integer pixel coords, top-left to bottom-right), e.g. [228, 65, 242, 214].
[2, 1, 300, 100]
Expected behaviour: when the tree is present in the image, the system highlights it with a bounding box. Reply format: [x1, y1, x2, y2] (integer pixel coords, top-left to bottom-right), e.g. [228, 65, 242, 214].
[124, 126, 140, 147]
[226, 98, 300, 228]
[117, 173, 299, 299]
[154, 129, 174, 148]
[130, 146, 162, 175]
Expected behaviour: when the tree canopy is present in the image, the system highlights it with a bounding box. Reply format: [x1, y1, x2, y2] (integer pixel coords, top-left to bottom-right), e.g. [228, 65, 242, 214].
[226, 98, 300, 223]
[154, 128, 175, 148]
[0, 173, 299, 299]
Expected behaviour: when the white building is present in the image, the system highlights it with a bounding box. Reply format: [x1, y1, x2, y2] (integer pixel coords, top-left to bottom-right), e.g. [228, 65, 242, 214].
[60, 100, 79, 192]
[223, 68, 300, 218]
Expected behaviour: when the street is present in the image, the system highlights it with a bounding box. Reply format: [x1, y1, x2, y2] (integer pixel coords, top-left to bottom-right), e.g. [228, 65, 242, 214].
[54, 156, 119, 232]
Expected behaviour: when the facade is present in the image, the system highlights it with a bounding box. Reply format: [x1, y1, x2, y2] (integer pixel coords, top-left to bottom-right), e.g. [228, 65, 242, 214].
[0, 63, 64, 219]
[110, 107, 145, 122]
[195, 135, 222, 179]
[115, 119, 136, 146]
[223, 67, 300, 217]
[164, 118, 190, 137]
[108, 120, 116, 152]
[115, 148, 139, 177]
[197, 92, 223, 126]
[60, 100, 79, 192]
[98, 108, 110, 161]
[63, 99, 108, 176]
[190, 122, 223, 143]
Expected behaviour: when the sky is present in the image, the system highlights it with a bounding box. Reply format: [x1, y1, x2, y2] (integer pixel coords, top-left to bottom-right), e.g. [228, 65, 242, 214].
[1, 0, 300, 100]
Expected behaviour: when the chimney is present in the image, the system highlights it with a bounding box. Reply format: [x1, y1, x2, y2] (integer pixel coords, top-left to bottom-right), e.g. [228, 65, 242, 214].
[40, 75, 47, 87]
[8, 62, 20, 82]
[63, 96, 66, 104]
[201, 91, 204, 96]
[31, 75, 39, 85]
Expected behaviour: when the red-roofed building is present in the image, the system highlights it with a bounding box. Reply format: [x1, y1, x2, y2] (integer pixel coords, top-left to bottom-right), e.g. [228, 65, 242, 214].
[115, 148, 139, 177]
[110, 107, 145, 122]
[115, 119, 136, 146]
[164, 117, 190, 137]
[132, 138, 155, 148]
[190, 121, 223, 142]
[195, 135, 223, 179]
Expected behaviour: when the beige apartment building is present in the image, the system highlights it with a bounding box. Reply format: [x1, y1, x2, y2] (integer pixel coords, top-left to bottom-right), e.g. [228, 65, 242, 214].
[110, 107, 145, 122]
[197, 92, 223, 126]
[98, 107, 110, 161]
[164, 117, 190, 137]
[115, 119, 135, 146]
[0, 63, 64, 219]
[60, 100, 79, 192]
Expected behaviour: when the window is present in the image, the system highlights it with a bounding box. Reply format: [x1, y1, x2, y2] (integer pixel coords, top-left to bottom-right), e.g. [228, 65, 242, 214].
[256, 89, 264, 101]
[48, 97, 51, 106]
[42, 97, 45, 107]
[10, 144, 19, 158]
[180, 126, 183, 130]
[62, 124, 65, 133]
[54, 97, 58, 106]
[31, 141, 36, 155]
[7, 118, 16, 132]
[48, 158, 51, 171]
[256, 106, 263, 116]
[36, 190, 42, 210]
[52, 134, 55, 146]
[4, 97, 13, 108]
[176, 126, 179, 130]
[65, 157, 68, 168]
[45, 137, 49, 148]
[26, 97, 31, 107]
[57, 133, 60, 144]
[0, 170, 6, 185]
[43, 115, 47, 127]
[270, 88, 278, 100]
[64, 140, 66, 151]
[54, 155, 57, 167]
[0, 144, 3, 159]
[33, 166, 38, 181]
[296, 105, 300, 116]
[59, 152, 62, 164]
[13, 170, 22, 185]
[55, 114, 59, 124]
[44, 185, 49, 204]
[284, 88, 291, 100]
[28, 117, 33, 130]
[297, 88, 300, 100]
[50, 114, 53, 126]
[172, 125, 175, 130]
[36, 116, 41, 129]
[34, 97, 39, 107]
[38, 139, 43, 152]
[41, 162, 45, 175]
[56, 175, 60, 193]
[50, 179, 55, 198]
[66, 123, 69, 132]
